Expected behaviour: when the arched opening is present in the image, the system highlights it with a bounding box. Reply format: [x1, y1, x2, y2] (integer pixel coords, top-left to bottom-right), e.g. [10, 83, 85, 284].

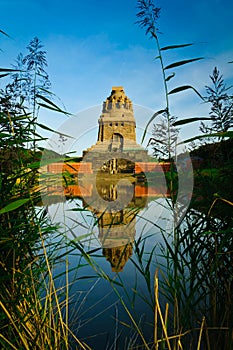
[110, 133, 123, 152]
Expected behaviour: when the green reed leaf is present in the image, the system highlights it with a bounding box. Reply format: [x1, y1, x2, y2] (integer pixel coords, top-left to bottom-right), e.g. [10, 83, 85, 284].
[164, 57, 204, 70]
[0, 132, 11, 138]
[36, 122, 73, 138]
[0, 68, 20, 72]
[165, 72, 175, 81]
[173, 117, 212, 126]
[168, 85, 204, 100]
[0, 73, 10, 78]
[161, 43, 193, 51]
[36, 94, 63, 110]
[0, 29, 10, 38]
[151, 31, 157, 40]
[141, 109, 166, 144]
[178, 131, 233, 144]
[36, 94, 72, 116]
[0, 198, 31, 214]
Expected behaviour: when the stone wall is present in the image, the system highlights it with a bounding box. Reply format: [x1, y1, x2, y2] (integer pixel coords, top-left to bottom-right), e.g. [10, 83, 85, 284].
[44, 161, 171, 175]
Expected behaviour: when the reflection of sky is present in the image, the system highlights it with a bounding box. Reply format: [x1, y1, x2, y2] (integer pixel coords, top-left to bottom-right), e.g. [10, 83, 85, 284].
[43, 181, 181, 345]
[48, 197, 163, 347]
[46, 197, 174, 250]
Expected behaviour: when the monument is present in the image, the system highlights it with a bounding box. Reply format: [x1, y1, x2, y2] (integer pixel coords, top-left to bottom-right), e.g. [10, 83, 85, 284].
[82, 86, 149, 173]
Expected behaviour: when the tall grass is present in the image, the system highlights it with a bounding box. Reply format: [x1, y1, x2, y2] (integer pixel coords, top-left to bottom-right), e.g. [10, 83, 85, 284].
[0, 61, 89, 348]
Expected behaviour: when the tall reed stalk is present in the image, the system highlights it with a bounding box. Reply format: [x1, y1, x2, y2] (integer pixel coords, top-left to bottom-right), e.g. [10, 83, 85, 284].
[136, 0, 201, 340]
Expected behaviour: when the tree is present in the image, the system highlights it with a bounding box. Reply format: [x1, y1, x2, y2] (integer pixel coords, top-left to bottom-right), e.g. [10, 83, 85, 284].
[200, 67, 233, 134]
[148, 112, 179, 160]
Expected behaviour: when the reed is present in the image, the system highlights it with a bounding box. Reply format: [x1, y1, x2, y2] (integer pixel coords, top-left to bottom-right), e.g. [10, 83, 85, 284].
[0, 51, 88, 348]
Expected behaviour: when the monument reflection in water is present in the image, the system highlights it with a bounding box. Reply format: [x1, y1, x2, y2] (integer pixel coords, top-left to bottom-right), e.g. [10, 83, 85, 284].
[83, 176, 142, 273]
[42, 86, 170, 271]
[45, 173, 169, 272]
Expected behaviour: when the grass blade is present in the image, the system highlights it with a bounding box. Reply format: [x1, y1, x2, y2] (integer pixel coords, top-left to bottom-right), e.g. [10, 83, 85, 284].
[165, 72, 175, 82]
[168, 85, 204, 100]
[173, 116, 212, 126]
[164, 57, 204, 70]
[0, 198, 30, 214]
[178, 130, 233, 144]
[36, 94, 72, 116]
[141, 109, 166, 144]
[161, 43, 193, 51]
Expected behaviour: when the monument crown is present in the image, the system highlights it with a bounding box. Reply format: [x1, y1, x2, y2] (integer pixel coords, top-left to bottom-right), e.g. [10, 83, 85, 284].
[103, 86, 133, 113]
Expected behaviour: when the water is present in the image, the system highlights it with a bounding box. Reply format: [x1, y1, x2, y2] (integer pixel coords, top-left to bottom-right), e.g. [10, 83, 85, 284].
[42, 175, 233, 349]
[43, 176, 174, 348]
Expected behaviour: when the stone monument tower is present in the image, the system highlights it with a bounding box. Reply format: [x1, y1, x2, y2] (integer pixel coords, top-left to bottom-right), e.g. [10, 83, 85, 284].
[97, 86, 136, 148]
[82, 86, 149, 173]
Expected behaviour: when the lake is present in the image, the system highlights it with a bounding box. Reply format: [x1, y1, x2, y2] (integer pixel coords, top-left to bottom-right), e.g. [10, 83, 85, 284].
[40, 170, 233, 349]
[42, 174, 177, 348]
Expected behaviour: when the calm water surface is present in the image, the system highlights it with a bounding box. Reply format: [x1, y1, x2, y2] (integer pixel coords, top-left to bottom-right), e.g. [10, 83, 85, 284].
[44, 178, 174, 348]
[43, 173, 233, 349]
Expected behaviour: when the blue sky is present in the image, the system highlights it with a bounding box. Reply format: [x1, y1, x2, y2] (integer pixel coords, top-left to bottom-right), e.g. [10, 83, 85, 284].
[1, 0, 233, 154]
